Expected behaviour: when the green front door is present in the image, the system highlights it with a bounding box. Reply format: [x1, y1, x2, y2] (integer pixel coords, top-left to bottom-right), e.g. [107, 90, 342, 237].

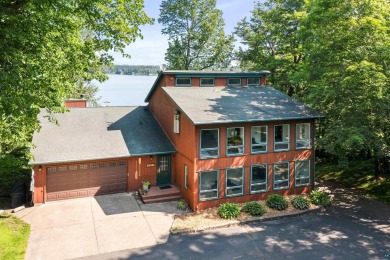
[156, 155, 171, 186]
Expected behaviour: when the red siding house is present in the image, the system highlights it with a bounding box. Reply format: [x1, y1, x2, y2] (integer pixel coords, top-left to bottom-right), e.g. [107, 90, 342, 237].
[31, 70, 324, 211]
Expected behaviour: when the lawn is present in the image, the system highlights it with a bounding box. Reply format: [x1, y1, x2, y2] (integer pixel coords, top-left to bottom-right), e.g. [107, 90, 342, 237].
[316, 160, 390, 204]
[0, 212, 30, 260]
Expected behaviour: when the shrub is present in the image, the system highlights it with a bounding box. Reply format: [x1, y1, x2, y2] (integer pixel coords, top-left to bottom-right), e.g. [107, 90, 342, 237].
[241, 201, 266, 216]
[266, 194, 289, 210]
[292, 195, 310, 210]
[310, 190, 331, 206]
[218, 203, 240, 219]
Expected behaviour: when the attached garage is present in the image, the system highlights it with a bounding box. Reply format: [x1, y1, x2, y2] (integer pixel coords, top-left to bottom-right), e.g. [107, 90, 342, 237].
[46, 161, 128, 201]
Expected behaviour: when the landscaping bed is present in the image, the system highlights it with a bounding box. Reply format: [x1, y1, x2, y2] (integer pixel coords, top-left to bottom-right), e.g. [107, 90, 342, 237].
[171, 195, 320, 233]
[0, 212, 30, 260]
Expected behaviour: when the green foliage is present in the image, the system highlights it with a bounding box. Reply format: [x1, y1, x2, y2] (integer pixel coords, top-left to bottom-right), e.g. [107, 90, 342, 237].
[0, 0, 153, 166]
[104, 65, 160, 75]
[241, 201, 266, 216]
[0, 213, 30, 260]
[310, 190, 331, 207]
[0, 154, 31, 196]
[291, 195, 310, 210]
[158, 0, 234, 70]
[266, 194, 289, 211]
[218, 203, 240, 219]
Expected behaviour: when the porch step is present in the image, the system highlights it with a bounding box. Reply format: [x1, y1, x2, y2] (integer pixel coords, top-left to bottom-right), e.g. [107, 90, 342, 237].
[142, 194, 182, 204]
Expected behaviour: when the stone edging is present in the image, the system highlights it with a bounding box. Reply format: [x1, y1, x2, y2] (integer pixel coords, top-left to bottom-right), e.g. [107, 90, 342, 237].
[171, 206, 324, 235]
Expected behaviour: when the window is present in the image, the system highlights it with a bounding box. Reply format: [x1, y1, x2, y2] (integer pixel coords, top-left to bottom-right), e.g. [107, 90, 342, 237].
[58, 166, 68, 172]
[227, 127, 244, 156]
[251, 126, 267, 153]
[174, 110, 180, 133]
[69, 165, 78, 171]
[226, 167, 244, 197]
[228, 78, 241, 86]
[176, 78, 191, 86]
[199, 170, 219, 200]
[47, 167, 56, 173]
[274, 162, 290, 190]
[296, 123, 311, 149]
[274, 124, 290, 151]
[79, 164, 88, 170]
[90, 163, 98, 169]
[251, 165, 267, 193]
[109, 162, 117, 167]
[247, 78, 260, 86]
[200, 129, 219, 158]
[200, 78, 214, 86]
[184, 165, 188, 189]
[118, 161, 127, 166]
[295, 160, 310, 186]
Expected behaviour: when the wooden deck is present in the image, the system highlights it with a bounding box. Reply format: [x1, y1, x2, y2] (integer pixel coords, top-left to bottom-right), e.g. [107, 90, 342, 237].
[139, 185, 181, 204]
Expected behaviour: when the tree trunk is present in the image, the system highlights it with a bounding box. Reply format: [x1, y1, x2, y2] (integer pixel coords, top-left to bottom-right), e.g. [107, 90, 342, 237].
[374, 159, 380, 180]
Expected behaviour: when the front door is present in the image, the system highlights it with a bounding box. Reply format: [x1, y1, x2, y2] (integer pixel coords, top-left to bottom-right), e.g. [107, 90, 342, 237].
[156, 155, 171, 186]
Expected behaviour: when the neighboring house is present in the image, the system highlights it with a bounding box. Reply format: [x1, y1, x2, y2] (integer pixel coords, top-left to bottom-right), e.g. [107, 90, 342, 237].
[31, 70, 324, 211]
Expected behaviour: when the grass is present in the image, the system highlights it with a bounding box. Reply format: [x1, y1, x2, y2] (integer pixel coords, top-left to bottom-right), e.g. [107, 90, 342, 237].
[0, 212, 30, 260]
[316, 160, 390, 204]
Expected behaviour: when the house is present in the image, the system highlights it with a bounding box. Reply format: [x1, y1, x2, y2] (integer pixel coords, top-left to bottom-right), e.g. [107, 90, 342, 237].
[31, 70, 324, 211]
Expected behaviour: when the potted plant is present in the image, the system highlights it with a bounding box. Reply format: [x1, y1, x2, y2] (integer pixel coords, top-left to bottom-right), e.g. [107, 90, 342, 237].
[143, 181, 150, 191]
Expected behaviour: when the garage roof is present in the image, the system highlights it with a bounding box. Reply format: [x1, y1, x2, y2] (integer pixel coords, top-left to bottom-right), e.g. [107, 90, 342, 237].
[31, 106, 176, 165]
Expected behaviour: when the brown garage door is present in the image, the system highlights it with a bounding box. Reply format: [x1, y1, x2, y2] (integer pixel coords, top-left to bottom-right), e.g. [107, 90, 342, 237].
[46, 161, 128, 201]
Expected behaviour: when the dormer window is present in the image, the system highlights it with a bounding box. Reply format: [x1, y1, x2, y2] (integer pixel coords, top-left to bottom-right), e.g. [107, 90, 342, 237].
[228, 78, 241, 86]
[247, 78, 260, 86]
[176, 78, 191, 86]
[200, 78, 214, 86]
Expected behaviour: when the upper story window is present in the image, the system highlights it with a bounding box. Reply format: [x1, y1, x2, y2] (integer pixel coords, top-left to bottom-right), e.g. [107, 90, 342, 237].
[226, 167, 244, 197]
[251, 126, 267, 153]
[176, 77, 191, 86]
[228, 78, 241, 86]
[247, 78, 260, 86]
[296, 123, 311, 149]
[184, 164, 188, 189]
[200, 129, 219, 159]
[200, 78, 214, 86]
[274, 124, 290, 151]
[199, 170, 219, 201]
[173, 110, 180, 134]
[274, 162, 290, 190]
[226, 127, 244, 156]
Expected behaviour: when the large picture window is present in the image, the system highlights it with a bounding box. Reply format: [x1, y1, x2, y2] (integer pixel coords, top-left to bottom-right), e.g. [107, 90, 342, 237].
[247, 78, 260, 86]
[226, 167, 244, 197]
[296, 123, 311, 149]
[273, 162, 289, 190]
[250, 165, 267, 193]
[274, 124, 290, 151]
[228, 78, 241, 86]
[200, 78, 214, 86]
[251, 126, 267, 153]
[227, 127, 244, 156]
[176, 78, 191, 86]
[295, 160, 310, 186]
[199, 170, 219, 201]
[200, 129, 219, 158]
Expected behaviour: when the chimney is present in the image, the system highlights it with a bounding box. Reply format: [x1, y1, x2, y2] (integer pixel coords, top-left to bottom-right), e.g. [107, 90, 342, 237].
[65, 97, 87, 108]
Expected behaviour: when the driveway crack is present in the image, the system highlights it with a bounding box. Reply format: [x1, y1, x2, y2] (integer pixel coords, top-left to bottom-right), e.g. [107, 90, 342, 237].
[90, 198, 100, 254]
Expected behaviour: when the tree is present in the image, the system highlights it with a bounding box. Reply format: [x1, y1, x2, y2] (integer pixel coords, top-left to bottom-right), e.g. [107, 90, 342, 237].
[0, 0, 152, 190]
[158, 0, 234, 70]
[235, 0, 306, 96]
[299, 0, 390, 175]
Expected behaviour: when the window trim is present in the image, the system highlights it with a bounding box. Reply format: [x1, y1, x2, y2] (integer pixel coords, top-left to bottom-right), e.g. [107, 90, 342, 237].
[295, 160, 310, 187]
[274, 124, 290, 152]
[227, 78, 241, 86]
[251, 125, 268, 154]
[184, 164, 188, 189]
[226, 127, 245, 156]
[225, 167, 244, 197]
[296, 123, 311, 150]
[199, 169, 220, 201]
[273, 162, 290, 190]
[200, 128, 220, 159]
[200, 78, 215, 87]
[250, 164, 268, 194]
[247, 78, 260, 87]
[175, 77, 192, 86]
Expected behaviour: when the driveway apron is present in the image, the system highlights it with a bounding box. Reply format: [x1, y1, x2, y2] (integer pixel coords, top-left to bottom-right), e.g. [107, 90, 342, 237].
[20, 193, 176, 260]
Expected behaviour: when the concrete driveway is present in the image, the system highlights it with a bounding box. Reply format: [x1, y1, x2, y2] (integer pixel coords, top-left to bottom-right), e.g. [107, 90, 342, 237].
[16, 193, 177, 260]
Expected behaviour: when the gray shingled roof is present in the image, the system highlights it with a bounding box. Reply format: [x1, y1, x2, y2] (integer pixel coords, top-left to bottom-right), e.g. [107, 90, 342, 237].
[31, 106, 176, 165]
[163, 86, 324, 125]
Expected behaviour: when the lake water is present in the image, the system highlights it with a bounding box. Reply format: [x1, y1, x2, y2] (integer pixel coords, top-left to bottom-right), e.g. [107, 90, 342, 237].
[94, 74, 158, 106]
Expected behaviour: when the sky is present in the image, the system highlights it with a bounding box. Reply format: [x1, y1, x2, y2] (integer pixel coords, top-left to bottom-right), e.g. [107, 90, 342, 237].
[111, 0, 257, 65]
